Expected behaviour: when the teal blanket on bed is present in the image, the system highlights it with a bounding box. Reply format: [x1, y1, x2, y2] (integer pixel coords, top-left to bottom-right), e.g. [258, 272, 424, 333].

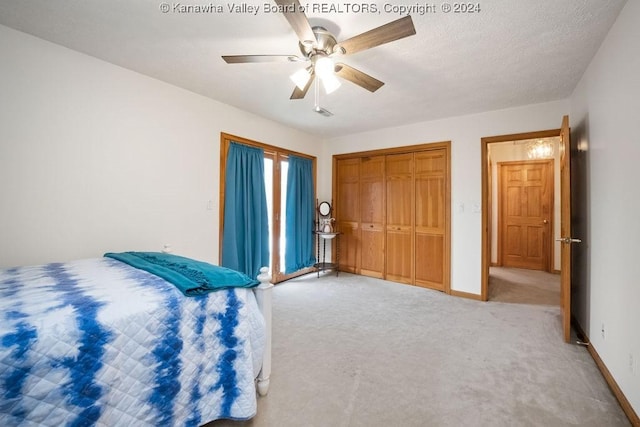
[104, 252, 259, 296]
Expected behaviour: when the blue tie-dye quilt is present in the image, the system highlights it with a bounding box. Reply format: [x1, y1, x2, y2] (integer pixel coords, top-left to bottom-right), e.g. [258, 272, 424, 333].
[0, 257, 266, 426]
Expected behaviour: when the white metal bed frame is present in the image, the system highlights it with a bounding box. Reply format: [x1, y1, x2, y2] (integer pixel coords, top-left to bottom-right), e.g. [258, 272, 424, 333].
[253, 266, 273, 396]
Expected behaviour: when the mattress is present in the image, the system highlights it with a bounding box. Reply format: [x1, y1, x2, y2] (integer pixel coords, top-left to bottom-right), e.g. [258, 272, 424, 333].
[0, 257, 265, 426]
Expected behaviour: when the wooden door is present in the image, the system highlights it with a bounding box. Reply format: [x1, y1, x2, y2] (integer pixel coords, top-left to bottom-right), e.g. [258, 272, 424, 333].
[336, 158, 360, 273]
[559, 115, 573, 343]
[499, 161, 552, 271]
[385, 153, 413, 284]
[414, 150, 447, 290]
[333, 142, 450, 291]
[360, 156, 385, 278]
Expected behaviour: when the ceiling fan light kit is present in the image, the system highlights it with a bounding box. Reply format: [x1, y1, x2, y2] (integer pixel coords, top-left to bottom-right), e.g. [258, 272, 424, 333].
[289, 55, 340, 95]
[320, 73, 341, 94]
[222, 0, 417, 112]
[313, 55, 335, 79]
[290, 67, 312, 90]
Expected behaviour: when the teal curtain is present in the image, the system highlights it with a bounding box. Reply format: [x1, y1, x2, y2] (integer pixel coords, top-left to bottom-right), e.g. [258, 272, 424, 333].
[285, 155, 316, 274]
[221, 142, 269, 279]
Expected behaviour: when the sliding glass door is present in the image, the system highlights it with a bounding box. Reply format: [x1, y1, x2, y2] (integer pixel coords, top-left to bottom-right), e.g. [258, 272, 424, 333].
[220, 134, 315, 283]
[279, 159, 289, 276]
[262, 153, 290, 279]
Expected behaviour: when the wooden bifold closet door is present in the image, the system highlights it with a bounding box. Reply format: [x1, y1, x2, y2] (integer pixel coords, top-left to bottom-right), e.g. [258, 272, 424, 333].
[336, 158, 360, 274]
[414, 151, 447, 289]
[360, 156, 385, 278]
[334, 143, 450, 293]
[385, 153, 414, 284]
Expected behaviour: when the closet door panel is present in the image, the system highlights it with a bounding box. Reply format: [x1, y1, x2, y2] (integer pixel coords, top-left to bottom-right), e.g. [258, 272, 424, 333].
[415, 150, 447, 290]
[415, 234, 444, 289]
[416, 176, 445, 230]
[360, 227, 384, 278]
[338, 222, 359, 273]
[385, 153, 413, 284]
[360, 156, 385, 278]
[336, 158, 360, 273]
[337, 159, 360, 222]
[360, 157, 385, 224]
[386, 231, 412, 284]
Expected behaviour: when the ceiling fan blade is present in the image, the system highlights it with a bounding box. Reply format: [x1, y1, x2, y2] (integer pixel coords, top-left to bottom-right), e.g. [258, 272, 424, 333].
[336, 16, 416, 55]
[334, 63, 384, 92]
[290, 71, 315, 99]
[274, 0, 316, 45]
[222, 54, 299, 64]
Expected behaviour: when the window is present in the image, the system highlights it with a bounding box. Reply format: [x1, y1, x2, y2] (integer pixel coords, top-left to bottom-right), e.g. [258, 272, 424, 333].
[219, 133, 316, 283]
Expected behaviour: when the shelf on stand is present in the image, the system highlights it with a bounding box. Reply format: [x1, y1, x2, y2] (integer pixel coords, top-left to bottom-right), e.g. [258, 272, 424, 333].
[314, 262, 338, 270]
[315, 231, 340, 277]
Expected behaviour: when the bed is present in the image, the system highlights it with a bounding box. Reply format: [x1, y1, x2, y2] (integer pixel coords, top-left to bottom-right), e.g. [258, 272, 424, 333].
[0, 252, 273, 426]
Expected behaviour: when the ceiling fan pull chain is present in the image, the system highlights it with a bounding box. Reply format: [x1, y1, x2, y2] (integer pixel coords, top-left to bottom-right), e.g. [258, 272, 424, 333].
[312, 78, 333, 117]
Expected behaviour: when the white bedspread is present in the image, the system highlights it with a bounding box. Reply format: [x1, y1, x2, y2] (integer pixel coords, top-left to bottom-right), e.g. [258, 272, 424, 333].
[0, 257, 265, 426]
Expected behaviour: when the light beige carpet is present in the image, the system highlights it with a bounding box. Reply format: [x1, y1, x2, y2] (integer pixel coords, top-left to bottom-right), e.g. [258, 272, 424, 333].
[209, 272, 629, 427]
[489, 267, 560, 306]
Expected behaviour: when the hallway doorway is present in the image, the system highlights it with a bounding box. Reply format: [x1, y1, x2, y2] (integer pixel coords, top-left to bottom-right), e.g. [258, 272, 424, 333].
[482, 117, 575, 342]
[481, 129, 562, 304]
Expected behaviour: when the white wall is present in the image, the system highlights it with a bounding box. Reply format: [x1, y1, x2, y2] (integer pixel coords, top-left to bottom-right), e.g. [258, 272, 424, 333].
[322, 100, 569, 294]
[0, 24, 321, 268]
[569, 0, 640, 413]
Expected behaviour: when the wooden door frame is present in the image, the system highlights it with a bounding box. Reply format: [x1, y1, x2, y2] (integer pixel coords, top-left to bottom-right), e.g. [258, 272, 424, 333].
[481, 129, 560, 301]
[496, 159, 554, 272]
[558, 116, 572, 343]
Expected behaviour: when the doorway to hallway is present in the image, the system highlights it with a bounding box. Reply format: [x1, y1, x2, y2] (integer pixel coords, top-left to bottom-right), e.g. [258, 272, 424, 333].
[481, 131, 561, 305]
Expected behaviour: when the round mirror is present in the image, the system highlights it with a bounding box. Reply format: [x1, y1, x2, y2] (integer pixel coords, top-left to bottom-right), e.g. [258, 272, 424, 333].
[318, 201, 331, 217]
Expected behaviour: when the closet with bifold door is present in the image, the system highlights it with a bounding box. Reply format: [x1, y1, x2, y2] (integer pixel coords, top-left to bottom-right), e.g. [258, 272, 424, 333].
[333, 142, 451, 293]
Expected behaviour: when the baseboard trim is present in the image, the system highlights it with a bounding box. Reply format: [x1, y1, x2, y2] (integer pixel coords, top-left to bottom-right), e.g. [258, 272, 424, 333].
[573, 321, 640, 426]
[450, 289, 483, 301]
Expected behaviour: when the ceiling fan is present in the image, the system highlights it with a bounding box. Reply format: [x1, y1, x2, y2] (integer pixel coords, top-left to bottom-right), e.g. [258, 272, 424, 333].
[222, 0, 416, 101]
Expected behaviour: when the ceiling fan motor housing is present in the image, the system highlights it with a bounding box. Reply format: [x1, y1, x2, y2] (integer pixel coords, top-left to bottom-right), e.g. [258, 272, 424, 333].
[299, 26, 339, 58]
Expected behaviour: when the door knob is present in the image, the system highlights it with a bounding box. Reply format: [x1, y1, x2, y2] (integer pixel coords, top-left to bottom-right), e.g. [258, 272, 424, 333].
[555, 237, 582, 244]
[543, 219, 548, 224]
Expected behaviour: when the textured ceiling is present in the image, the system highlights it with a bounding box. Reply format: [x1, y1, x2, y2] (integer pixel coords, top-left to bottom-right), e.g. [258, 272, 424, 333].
[0, 0, 627, 137]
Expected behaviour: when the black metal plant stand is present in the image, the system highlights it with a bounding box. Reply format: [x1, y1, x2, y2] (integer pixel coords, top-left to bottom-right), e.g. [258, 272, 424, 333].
[313, 199, 340, 277]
